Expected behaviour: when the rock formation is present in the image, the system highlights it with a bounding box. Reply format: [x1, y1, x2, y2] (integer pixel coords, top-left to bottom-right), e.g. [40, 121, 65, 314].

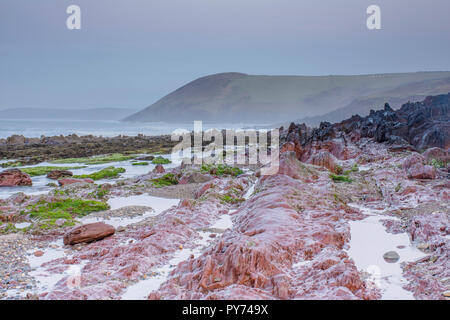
[63, 222, 115, 245]
[0, 169, 32, 187]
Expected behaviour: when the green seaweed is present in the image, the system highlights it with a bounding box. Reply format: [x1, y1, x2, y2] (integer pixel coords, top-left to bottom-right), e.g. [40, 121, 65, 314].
[151, 173, 178, 188]
[329, 174, 352, 183]
[429, 158, 446, 169]
[22, 166, 86, 177]
[151, 156, 171, 165]
[51, 153, 135, 165]
[132, 162, 149, 166]
[26, 198, 109, 229]
[1, 161, 22, 168]
[201, 164, 243, 177]
[73, 167, 125, 180]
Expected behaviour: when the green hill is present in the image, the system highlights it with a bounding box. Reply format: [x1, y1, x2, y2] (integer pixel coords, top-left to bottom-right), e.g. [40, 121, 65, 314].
[124, 71, 450, 124]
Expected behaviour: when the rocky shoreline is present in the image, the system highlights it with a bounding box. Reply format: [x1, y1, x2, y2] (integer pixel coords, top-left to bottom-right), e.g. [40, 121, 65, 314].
[0, 134, 178, 166]
[0, 94, 449, 300]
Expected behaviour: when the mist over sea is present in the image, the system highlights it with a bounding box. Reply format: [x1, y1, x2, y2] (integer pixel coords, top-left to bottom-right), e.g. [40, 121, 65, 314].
[0, 119, 261, 139]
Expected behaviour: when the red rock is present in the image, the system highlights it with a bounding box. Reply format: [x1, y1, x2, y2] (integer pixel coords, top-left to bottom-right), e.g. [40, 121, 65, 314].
[307, 150, 338, 173]
[280, 142, 295, 154]
[402, 153, 425, 171]
[407, 163, 437, 180]
[153, 159, 378, 300]
[58, 178, 94, 186]
[47, 170, 73, 180]
[0, 169, 32, 187]
[63, 222, 115, 245]
[153, 164, 165, 174]
[34, 250, 44, 257]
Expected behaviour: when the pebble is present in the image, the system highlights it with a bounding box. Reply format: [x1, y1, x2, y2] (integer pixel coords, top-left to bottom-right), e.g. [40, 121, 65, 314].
[383, 251, 400, 263]
[34, 250, 44, 257]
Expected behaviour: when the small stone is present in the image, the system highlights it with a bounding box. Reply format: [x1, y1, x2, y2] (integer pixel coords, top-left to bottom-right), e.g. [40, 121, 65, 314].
[383, 251, 400, 263]
[117, 226, 126, 232]
[442, 291, 450, 297]
[33, 250, 44, 257]
[417, 243, 430, 251]
[55, 218, 66, 227]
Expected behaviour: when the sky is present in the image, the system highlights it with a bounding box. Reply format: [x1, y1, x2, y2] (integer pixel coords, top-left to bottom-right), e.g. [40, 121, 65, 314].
[1, 0, 450, 110]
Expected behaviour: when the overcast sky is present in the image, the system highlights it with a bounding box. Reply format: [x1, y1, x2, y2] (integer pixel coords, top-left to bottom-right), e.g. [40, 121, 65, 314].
[1, 0, 449, 110]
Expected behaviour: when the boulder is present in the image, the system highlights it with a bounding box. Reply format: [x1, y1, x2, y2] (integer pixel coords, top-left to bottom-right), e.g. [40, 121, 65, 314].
[47, 170, 73, 180]
[152, 164, 165, 174]
[0, 169, 32, 187]
[63, 222, 115, 245]
[58, 178, 94, 186]
[407, 163, 437, 180]
[402, 153, 425, 171]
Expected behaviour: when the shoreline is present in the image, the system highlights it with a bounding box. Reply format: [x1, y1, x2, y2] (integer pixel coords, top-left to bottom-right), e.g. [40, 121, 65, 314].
[0, 134, 178, 166]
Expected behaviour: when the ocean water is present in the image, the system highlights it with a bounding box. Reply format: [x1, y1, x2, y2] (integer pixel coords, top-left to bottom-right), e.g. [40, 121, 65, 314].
[0, 118, 257, 139]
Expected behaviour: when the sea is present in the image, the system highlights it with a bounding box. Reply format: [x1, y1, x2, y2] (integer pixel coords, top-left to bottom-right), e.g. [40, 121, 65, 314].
[0, 118, 261, 139]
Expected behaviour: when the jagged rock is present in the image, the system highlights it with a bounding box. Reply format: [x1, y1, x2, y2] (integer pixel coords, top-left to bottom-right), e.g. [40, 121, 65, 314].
[47, 170, 73, 180]
[281, 94, 450, 155]
[63, 222, 115, 245]
[58, 178, 94, 186]
[0, 169, 32, 187]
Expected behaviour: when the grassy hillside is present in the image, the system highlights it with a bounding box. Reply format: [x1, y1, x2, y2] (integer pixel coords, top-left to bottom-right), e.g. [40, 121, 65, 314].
[124, 71, 450, 124]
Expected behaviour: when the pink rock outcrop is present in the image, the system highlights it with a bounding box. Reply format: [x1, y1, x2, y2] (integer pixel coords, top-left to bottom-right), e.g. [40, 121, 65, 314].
[152, 154, 378, 300]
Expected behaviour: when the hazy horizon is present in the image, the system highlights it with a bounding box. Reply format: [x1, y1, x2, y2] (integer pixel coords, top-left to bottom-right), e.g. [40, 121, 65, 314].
[1, 0, 450, 110]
